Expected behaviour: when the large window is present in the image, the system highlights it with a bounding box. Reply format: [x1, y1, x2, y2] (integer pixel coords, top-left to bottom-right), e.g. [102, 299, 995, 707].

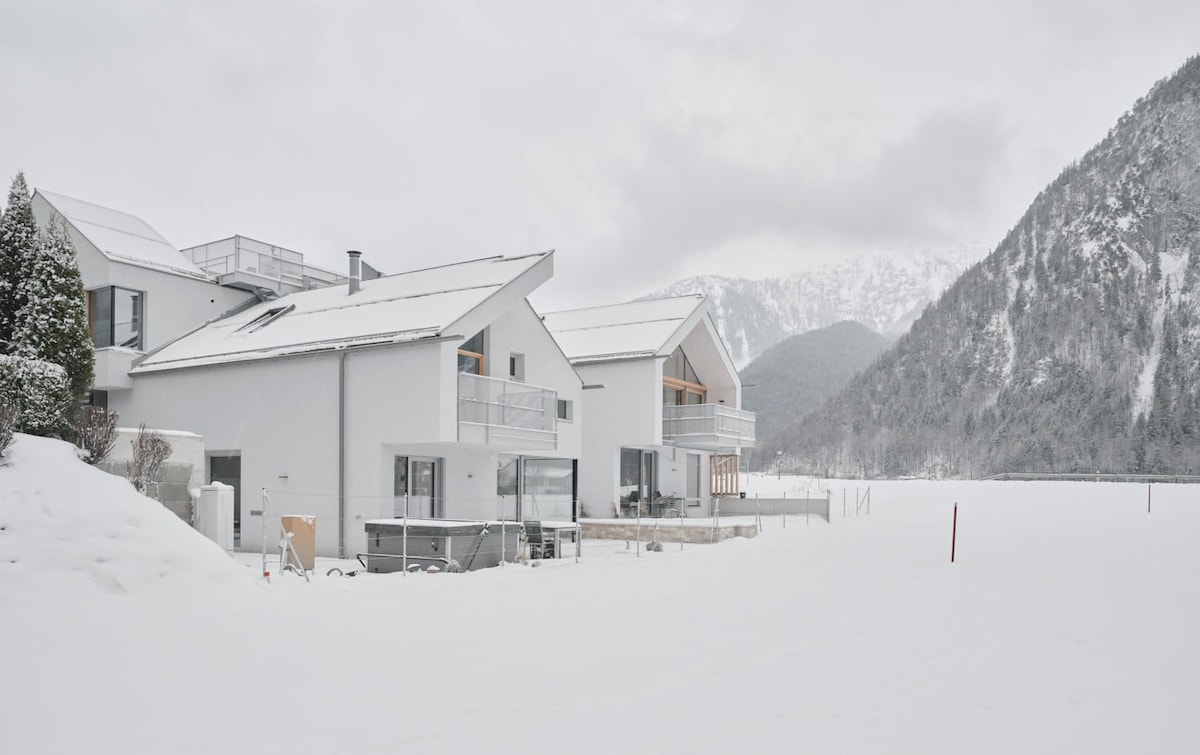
[662, 345, 705, 405]
[457, 329, 485, 374]
[87, 286, 144, 350]
[521, 458, 576, 521]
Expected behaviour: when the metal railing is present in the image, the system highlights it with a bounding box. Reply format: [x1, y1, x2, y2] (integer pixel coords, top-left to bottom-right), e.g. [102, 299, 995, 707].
[662, 403, 756, 446]
[183, 236, 346, 290]
[458, 372, 557, 448]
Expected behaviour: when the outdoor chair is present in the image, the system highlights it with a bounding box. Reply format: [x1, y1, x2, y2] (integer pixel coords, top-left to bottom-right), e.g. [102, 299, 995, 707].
[524, 520, 556, 559]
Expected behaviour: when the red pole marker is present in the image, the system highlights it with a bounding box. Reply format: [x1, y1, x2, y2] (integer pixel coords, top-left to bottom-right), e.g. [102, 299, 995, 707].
[951, 502, 958, 563]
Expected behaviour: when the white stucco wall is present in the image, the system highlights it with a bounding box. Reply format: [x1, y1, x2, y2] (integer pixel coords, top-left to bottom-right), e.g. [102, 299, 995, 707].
[111, 352, 344, 555]
[573, 358, 659, 516]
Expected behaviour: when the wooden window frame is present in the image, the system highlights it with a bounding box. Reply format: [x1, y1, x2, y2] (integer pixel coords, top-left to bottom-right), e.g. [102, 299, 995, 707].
[457, 349, 486, 375]
[662, 376, 706, 405]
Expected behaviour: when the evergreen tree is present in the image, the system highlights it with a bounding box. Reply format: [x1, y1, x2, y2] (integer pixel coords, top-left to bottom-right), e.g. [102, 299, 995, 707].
[0, 172, 40, 352]
[13, 216, 94, 398]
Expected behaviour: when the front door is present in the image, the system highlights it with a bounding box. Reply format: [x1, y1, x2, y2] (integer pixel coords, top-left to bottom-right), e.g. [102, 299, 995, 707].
[209, 454, 241, 545]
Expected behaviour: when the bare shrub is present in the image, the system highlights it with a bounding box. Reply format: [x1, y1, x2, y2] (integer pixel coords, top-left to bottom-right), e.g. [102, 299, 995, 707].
[127, 424, 172, 493]
[73, 406, 119, 465]
[0, 404, 16, 462]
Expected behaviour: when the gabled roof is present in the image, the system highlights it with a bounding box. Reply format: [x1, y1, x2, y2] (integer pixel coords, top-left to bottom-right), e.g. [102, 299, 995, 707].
[540, 294, 708, 363]
[35, 190, 210, 280]
[132, 251, 553, 372]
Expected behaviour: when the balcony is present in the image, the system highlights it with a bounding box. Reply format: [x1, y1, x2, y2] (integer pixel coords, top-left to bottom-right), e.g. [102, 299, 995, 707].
[183, 236, 346, 296]
[92, 347, 140, 390]
[458, 372, 558, 451]
[662, 404, 756, 449]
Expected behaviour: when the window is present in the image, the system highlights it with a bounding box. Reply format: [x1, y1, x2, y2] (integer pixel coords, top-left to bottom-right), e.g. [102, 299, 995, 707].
[521, 457, 576, 521]
[662, 345, 705, 405]
[619, 448, 655, 508]
[85, 390, 108, 411]
[457, 330, 486, 374]
[509, 352, 525, 381]
[236, 305, 294, 333]
[87, 287, 144, 350]
[556, 399, 573, 421]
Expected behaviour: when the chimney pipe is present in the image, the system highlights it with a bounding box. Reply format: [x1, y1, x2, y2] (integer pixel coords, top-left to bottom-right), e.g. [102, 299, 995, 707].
[347, 250, 362, 295]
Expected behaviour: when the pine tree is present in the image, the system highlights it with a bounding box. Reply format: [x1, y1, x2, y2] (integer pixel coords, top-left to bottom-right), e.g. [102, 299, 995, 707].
[13, 216, 94, 398]
[0, 172, 40, 352]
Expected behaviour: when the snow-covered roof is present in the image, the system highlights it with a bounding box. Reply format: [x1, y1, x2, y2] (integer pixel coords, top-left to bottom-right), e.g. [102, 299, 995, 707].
[541, 295, 707, 363]
[133, 252, 553, 372]
[36, 190, 210, 280]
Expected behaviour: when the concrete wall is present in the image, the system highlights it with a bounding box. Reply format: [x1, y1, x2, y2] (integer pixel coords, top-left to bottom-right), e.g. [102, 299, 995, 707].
[98, 427, 206, 521]
[714, 496, 831, 522]
[580, 520, 758, 543]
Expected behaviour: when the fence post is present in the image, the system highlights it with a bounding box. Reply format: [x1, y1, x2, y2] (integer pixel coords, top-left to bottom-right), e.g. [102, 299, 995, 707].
[636, 504, 641, 558]
[680, 514, 685, 550]
[260, 488, 269, 580]
[755, 493, 761, 534]
[951, 502, 958, 563]
[1147, 483, 1151, 514]
[782, 491, 787, 529]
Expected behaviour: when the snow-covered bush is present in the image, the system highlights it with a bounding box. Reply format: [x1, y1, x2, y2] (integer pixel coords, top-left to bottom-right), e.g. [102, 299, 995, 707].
[0, 403, 15, 461]
[0, 354, 73, 436]
[73, 406, 119, 465]
[127, 424, 172, 493]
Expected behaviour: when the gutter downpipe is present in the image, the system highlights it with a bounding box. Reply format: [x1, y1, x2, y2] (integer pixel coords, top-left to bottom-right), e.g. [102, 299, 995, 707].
[338, 349, 347, 558]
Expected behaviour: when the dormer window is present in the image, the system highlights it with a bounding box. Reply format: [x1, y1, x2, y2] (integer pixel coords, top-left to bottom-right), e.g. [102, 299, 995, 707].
[236, 304, 294, 333]
[662, 345, 705, 405]
[457, 330, 486, 374]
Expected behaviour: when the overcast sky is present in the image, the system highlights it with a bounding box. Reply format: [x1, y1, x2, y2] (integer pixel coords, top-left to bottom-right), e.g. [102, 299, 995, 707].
[2, 1, 1199, 309]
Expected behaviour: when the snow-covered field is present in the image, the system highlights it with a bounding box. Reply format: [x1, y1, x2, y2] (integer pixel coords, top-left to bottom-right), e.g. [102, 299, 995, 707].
[3, 436, 1199, 754]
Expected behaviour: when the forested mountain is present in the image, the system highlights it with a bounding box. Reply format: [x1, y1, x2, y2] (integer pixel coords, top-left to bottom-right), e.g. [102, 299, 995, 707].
[789, 56, 1200, 479]
[740, 321, 891, 470]
[643, 249, 978, 368]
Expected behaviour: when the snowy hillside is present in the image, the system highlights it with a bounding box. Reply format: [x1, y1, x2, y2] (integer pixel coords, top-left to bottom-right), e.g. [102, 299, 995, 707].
[0, 433, 251, 601]
[795, 56, 1200, 478]
[3, 438, 1198, 754]
[643, 248, 982, 368]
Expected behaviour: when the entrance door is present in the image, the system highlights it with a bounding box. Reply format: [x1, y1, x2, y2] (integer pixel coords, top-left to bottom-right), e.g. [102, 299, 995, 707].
[411, 459, 436, 518]
[394, 456, 439, 518]
[209, 455, 241, 546]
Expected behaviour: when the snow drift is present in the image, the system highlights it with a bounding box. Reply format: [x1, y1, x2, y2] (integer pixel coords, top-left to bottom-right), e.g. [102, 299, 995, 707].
[0, 433, 251, 602]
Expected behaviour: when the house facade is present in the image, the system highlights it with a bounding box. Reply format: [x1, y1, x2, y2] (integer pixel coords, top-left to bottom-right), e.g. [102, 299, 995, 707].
[541, 295, 755, 519]
[30, 190, 259, 404]
[114, 251, 583, 557]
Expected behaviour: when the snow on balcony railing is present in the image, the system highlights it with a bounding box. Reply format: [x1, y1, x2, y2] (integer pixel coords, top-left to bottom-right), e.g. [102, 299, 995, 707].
[458, 372, 557, 449]
[184, 236, 346, 291]
[662, 404, 756, 447]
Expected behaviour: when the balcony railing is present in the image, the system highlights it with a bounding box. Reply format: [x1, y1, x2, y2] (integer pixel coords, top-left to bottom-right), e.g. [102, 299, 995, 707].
[458, 372, 557, 451]
[662, 404, 756, 449]
[183, 236, 346, 294]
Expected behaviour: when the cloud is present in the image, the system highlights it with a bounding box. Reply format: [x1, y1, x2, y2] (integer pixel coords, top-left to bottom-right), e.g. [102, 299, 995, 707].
[565, 106, 1015, 299]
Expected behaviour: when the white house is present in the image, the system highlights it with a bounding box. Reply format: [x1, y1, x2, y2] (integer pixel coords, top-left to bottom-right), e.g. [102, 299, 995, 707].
[113, 250, 584, 557]
[30, 190, 259, 404]
[541, 295, 755, 518]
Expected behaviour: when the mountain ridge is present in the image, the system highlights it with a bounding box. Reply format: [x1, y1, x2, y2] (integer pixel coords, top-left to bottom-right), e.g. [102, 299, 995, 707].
[788, 55, 1200, 478]
[643, 248, 981, 368]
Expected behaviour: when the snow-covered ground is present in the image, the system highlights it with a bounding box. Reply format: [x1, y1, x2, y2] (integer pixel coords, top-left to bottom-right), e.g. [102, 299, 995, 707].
[3, 436, 1199, 754]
